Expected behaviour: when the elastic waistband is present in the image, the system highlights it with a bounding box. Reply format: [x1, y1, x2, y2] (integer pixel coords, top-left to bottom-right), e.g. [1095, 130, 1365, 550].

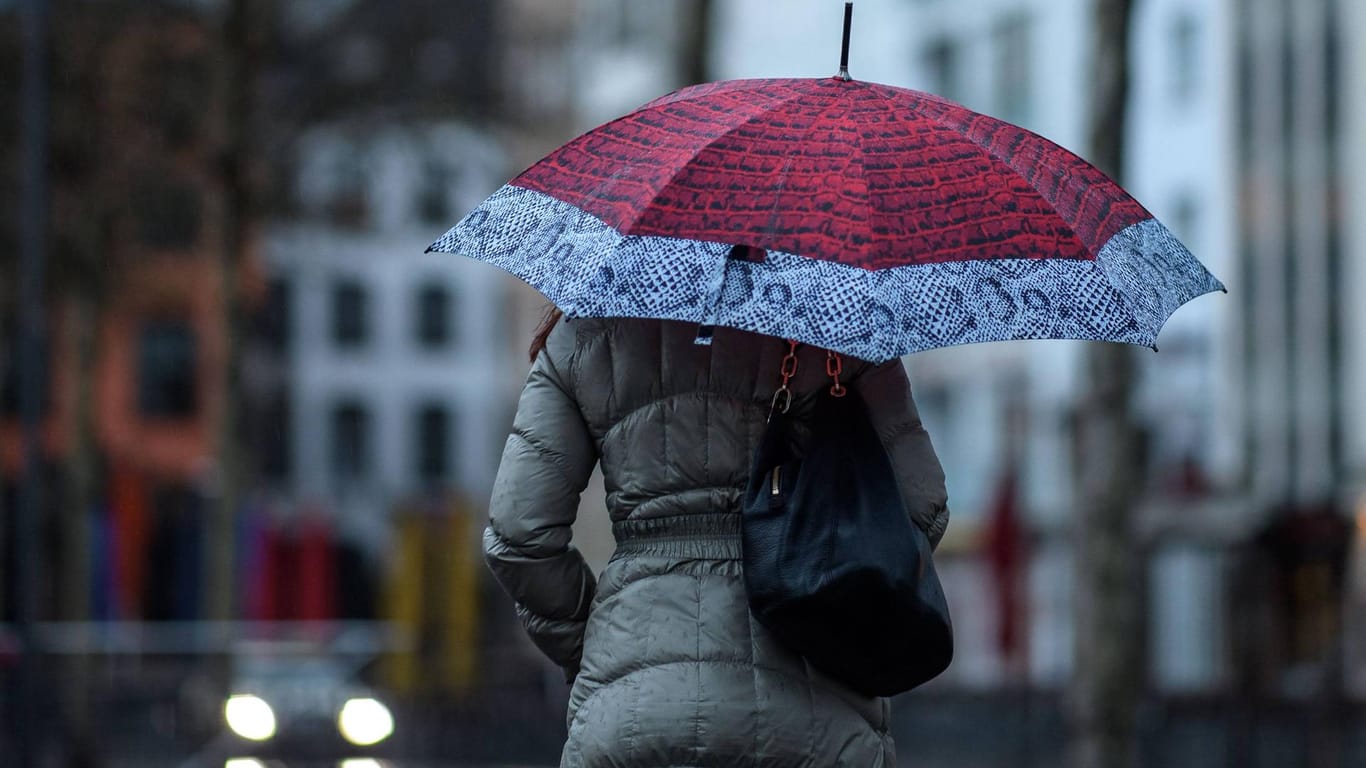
[611, 513, 742, 560]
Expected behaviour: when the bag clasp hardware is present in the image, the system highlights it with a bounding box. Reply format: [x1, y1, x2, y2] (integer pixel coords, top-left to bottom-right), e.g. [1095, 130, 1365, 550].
[769, 340, 801, 419]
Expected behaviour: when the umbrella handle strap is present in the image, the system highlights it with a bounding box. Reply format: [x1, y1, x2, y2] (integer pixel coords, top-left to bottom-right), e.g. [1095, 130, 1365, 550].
[768, 342, 846, 420]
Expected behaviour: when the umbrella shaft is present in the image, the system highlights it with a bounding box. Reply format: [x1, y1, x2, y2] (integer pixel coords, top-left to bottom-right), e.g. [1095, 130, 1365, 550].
[837, 2, 853, 80]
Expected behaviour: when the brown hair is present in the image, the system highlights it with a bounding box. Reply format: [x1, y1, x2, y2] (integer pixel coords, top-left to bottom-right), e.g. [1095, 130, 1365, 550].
[529, 305, 564, 362]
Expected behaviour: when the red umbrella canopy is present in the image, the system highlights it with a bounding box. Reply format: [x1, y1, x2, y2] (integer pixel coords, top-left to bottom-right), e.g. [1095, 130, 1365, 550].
[511, 77, 1150, 271]
[430, 73, 1221, 361]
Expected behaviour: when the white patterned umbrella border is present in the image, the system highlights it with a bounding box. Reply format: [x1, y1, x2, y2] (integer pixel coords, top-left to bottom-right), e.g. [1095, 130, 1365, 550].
[427, 185, 1225, 363]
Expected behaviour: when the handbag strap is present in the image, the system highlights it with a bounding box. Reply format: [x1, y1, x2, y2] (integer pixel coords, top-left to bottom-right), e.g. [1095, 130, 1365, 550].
[769, 341, 846, 419]
[825, 350, 847, 398]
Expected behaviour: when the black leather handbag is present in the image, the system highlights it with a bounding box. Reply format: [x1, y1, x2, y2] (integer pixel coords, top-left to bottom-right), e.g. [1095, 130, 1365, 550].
[742, 348, 953, 697]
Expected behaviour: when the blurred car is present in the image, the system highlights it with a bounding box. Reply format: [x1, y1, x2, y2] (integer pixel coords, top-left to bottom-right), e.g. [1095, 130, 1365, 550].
[221, 651, 396, 766]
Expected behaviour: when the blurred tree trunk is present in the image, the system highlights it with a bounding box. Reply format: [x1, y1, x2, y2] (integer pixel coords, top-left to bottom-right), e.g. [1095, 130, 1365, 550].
[1070, 1, 1143, 768]
[56, 283, 99, 762]
[50, 2, 109, 628]
[207, 0, 263, 621]
[58, 293, 99, 622]
[49, 10, 117, 759]
[680, 0, 714, 85]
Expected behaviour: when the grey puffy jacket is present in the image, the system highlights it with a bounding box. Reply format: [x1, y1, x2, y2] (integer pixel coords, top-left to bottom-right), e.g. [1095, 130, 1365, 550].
[485, 317, 949, 767]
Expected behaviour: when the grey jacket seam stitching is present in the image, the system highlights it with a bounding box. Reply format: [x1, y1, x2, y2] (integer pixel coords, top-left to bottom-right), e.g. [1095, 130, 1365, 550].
[601, 391, 761, 445]
[507, 427, 576, 488]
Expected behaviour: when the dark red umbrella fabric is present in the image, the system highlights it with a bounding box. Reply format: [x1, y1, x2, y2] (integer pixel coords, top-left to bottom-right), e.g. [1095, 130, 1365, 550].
[515, 78, 1145, 270]
[430, 77, 1223, 362]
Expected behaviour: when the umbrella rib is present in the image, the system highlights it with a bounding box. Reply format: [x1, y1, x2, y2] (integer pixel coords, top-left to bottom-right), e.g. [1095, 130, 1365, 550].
[764, 84, 870, 265]
[855, 81, 1155, 337]
[857, 81, 1096, 263]
[619, 84, 829, 241]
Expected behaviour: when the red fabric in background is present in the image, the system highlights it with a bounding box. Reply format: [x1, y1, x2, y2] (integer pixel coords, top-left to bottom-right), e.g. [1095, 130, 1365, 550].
[109, 464, 148, 619]
[247, 519, 281, 621]
[247, 512, 337, 622]
[985, 470, 1027, 666]
[296, 513, 336, 622]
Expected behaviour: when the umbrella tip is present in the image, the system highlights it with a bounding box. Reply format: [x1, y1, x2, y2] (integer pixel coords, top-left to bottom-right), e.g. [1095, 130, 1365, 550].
[834, 2, 854, 81]
[1151, 344, 1160, 353]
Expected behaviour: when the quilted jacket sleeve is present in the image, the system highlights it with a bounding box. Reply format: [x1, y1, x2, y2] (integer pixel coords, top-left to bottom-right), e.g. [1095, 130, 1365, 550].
[855, 358, 951, 549]
[484, 321, 598, 680]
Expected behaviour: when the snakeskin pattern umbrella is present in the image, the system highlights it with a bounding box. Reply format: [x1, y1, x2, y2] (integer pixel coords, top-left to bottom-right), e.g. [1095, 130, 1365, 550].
[428, 74, 1222, 362]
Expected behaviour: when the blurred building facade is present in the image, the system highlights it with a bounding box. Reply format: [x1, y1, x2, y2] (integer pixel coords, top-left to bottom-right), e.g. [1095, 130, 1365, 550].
[715, 0, 1365, 711]
[0, 3, 265, 622]
[245, 0, 716, 705]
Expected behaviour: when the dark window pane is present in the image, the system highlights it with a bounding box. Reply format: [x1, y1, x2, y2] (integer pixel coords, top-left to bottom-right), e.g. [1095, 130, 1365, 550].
[138, 322, 197, 419]
[331, 401, 370, 480]
[1170, 14, 1201, 105]
[255, 278, 292, 352]
[332, 280, 368, 347]
[415, 284, 450, 347]
[143, 483, 201, 621]
[1170, 194, 1200, 251]
[139, 46, 210, 149]
[1, 314, 18, 417]
[416, 404, 449, 485]
[131, 175, 203, 250]
[258, 391, 292, 482]
[417, 165, 450, 225]
[923, 37, 961, 103]
[1, 314, 51, 418]
[0, 357, 16, 416]
[329, 155, 370, 228]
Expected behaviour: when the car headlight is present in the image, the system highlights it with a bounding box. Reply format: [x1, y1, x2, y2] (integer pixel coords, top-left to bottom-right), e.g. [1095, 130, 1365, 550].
[224, 694, 277, 741]
[225, 760, 267, 768]
[337, 697, 394, 746]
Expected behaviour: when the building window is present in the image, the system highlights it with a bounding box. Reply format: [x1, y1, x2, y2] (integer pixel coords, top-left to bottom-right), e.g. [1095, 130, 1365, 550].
[256, 278, 291, 353]
[1, 314, 52, 419]
[131, 174, 203, 251]
[993, 13, 1033, 126]
[332, 279, 369, 348]
[1150, 546, 1227, 691]
[328, 152, 370, 229]
[140, 46, 210, 149]
[331, 400, 371, 482]
[258, 391, 292, 482]
[1169, 193, 1200, 252]
[1, 314, 19, 417]
[417, 165, 451, 226]
[137, 322, 197, 419]
[923, 37, 962, 103]
[415, 404, 451, 486]
[1170, 14, 1200, 105]
[414, 283, 451, 348]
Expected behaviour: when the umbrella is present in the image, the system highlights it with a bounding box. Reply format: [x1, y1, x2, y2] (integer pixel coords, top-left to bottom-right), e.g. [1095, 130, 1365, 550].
[428, 3, 1223, 363]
